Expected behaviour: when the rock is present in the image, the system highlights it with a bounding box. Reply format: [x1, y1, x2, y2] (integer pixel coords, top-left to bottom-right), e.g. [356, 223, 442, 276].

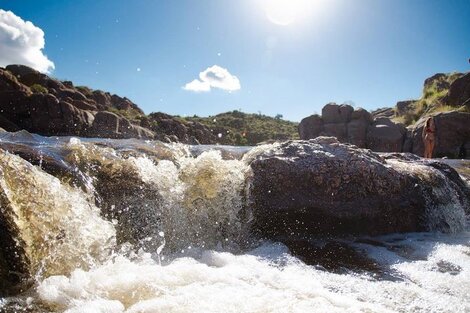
[6, 64, 64, 90]
[89, 111, 154, 139]
[366, 118, 406, 152]
[0, 114, 20, 132]
[62, 81, 74, 88]
[424, 73, 456, 92]
[410, 111, 470, 158]
[110, 94, 144, 115]
[402, 128, 414, 153]
[72, 100, 97, 111]
[298, 114, 323, 140]
[89, 111, 120, 137]
[91, 90, 112, 109]
[57, 88, 88, 101]
[188, 136, 201, 145]
[371, 107, 395, 119]
[322, 103, 354, 124]
[248, 138, 470, 240]
[350, 108, 373, 123]
[447, 73, 470, 107]
[0, 69, 31, 94]
[396, 100, 415, 115]
[347, 118, 369, 148]
[147, 112, 215, 144]
[323, 123, 347, 141]
[0, 150, 116, 295]
[0, 142, 84, 186]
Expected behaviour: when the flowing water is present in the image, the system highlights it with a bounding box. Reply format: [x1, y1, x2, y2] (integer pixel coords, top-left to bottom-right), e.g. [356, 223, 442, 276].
[0, 131, 469, 313]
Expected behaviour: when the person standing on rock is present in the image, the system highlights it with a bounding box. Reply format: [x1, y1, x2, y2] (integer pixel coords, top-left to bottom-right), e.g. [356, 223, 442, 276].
[422, 117, 436, 158]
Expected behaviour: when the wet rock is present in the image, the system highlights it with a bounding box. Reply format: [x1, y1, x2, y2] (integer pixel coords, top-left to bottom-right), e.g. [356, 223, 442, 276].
[284, 239, 381, 274]
[248, 138, 470, 240]
[0, 150, 115, 295]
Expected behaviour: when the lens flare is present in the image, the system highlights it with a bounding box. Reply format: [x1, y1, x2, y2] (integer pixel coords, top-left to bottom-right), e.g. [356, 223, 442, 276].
[262, 0, 316, 26]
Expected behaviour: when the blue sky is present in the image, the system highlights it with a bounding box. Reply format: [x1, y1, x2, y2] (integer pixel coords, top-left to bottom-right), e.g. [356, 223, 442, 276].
[1, 0, 469, 121]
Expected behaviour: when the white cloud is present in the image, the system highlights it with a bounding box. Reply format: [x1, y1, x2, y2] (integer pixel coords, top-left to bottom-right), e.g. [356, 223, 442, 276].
[0, 10, 55, 73]
[183, 65, 241, 92]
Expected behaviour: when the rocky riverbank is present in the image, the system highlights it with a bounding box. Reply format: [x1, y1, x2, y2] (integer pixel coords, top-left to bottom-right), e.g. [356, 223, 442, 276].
[0, 131, 468, 296]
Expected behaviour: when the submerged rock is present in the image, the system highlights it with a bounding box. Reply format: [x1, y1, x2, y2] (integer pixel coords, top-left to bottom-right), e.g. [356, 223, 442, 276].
[0, 149, 115, 295]
[248, 137, 469, 241]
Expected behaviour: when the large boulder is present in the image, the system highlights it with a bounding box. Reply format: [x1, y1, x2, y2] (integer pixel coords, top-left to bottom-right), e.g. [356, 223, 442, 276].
[347, 118, 369, 148]
[447, 73, 470, 107]
[366, 118, 406, 152]
[322, 103, 354, 124]
[350, 107, 373, 123]
[298, 114, 323, 140]
[5, 64, 64, 90]
[89, 111, 155, 139]
[410, 111, 470, 158]
[248, 138, 470, 241]
[0, 68, 31, 94]
[323, 123, 347, 141]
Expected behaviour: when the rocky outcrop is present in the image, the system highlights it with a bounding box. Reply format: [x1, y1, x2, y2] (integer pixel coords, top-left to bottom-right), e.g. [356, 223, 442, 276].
[299, 103, 405, 151]
[0, 65, 154, 140]
[408, 111, 470, 158]
[366, 118, 406, 152]
[298, 114, 323, 140]
[145, 112, 216, 144]
[371, 107, 394, 119]
[447, 73, 470, 107]
[248, 138, 470, 241]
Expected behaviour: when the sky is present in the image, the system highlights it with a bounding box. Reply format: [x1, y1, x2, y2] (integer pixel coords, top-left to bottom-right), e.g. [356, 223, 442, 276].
[0, 0, 469, 121]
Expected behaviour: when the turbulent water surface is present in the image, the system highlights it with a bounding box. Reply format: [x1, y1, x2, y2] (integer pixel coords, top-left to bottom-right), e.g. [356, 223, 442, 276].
[0, 132, 469, 313]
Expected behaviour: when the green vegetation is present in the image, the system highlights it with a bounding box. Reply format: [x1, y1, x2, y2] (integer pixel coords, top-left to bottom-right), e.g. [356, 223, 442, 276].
[183, 110, 299, 146]
[392, 72, 465, 126]
[30, 83, 48, 94]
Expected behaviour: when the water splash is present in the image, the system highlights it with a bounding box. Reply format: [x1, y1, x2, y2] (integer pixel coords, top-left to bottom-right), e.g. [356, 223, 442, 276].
[0, 150, 115, 279]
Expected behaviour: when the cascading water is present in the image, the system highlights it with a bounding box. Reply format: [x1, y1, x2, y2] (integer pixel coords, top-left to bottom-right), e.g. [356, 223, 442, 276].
[0, 132, 469, 313]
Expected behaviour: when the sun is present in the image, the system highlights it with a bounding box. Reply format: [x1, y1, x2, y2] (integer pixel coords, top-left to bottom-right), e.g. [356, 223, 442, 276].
[262, 0, 316, 26]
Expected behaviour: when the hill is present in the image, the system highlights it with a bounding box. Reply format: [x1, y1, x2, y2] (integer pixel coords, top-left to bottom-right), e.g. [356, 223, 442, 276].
[183, 111, 299, 146]
[0, 64, 298, 145]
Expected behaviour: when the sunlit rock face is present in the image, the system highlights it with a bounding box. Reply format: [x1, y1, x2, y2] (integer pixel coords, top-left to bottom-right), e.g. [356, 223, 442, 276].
[248, 137, 469, 240]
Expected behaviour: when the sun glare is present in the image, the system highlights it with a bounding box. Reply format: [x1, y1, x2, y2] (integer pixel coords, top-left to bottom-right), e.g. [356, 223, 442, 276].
[262, 0, 317, 26]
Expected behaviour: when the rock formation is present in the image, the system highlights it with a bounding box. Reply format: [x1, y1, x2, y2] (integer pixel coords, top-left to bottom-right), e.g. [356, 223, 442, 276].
[248, 138, 470, 241]
[299, 103, 406, 152]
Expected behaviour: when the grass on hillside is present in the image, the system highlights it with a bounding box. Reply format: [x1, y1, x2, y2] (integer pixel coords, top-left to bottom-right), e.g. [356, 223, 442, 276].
[184, 110, 299, 145]
[392, 72, 466, 125]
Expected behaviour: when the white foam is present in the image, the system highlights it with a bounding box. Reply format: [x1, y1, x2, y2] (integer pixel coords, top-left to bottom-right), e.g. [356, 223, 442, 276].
[37, 231, 470, 313]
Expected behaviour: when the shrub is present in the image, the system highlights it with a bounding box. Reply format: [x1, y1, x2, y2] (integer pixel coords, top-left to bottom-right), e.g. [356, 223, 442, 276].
[30, 84, 48, 94]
